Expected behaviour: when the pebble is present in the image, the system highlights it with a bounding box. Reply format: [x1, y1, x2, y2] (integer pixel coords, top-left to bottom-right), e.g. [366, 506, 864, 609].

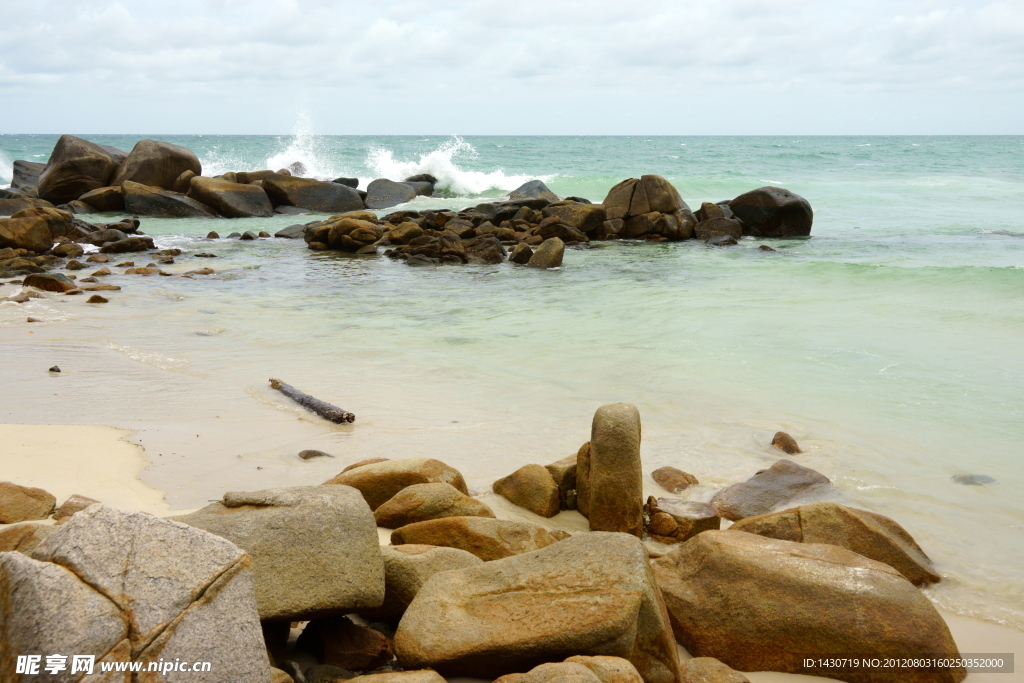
[48, 366, 61, 373]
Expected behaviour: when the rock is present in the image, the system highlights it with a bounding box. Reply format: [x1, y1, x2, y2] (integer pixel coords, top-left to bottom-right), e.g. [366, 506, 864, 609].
[37, 135, 120, 204]
[576, 441, 592, 517]
[680, 658, 750, 683]
[342, 457, 391, 473]
[0, 197, 56, 215]
[241, 230, 258, 240]
[264, 173, 365, 213]
[84, 227, 128, 246]
[23, 505, 271, 680]
[52, 494, 101, 522]
[110, 139, 203, 190]
[404, 173, 438, 185]
[86, 253, 113, 262]
[508, 242, 533, 264]
[544, 455, 578, 510]
[361, 544, 483, 621]
[86, 294, 108, 303]
[527, 236, 565, 269]
[299, 449, 333, 460]
[729, 187, 813, 238]
[0, 216, 53, 253]
[390, 516, 563, 561]
[187, 176, 274, 217]
[297, 616, 394, 671]
[706, 235, 737, 246]
[0, 521, 55, 554]
[374, 482, 494, 528]
[271, 668, 295, 683]
[403, 180, 433, 196]
[323, 458, 468, 511]
[275, 224, 307, 239]
[100, 235, 157, 253]
[60, 199, 97, 214]
[48, 365, 60, 373]
[729, 501, 940, 585]
[388, 221, 424, 244]
[122, 180, 217, 218]
[23, 272, 76, 293]
[509, 180, 559, 202]
[493, 464, 560, 517]
[651, 530, 964, 682]
[175, 486, 384, 621]
[566, 655, 645, 683]
[499, 662, 602, 682]
[695, 202, 726, 222]
[711, 459, 831, 521]
[275, 205, 314, 215]
[602, 176, 696, 240]
[770, 431, 801, 454]
[463, 234, 507, 264]
[587, 403, 643, 536]
[394, 532, 680, 682]
[758, 244, 777, 252]
[53, 242, 84, 258]
[644, 497, 720, 543]
[694, 217, 743, 242]
[541, 203, 606, 234]
[90, 267, 111, 275]
[173, 169, 196, 193]
[333, 177, 360, 188]
[0, 482, 56, 523]
[348, 672, 445, 682]
[77, 185, 125, 212]
[652, 466, 698, 493]
[11, 160, 46, 191]
[951, 473, 996, 486]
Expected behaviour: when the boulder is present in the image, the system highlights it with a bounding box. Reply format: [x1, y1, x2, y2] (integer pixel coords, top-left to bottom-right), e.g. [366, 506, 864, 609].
[22, 505, 271, 680]
[652, 466, 698, 493]
[374, 482, 494, 528]
[0, 521, 55, 554]
[333, 176, 360, 188]
[463, 234, 507, 264]
[0, 482, 56, 523]
[77, 185, 125, 212]
[728, 187, 813, 238]
[545, 454, 578, 509]
[771, 431, 801, 454]
[11, 206, 74, 239]
[110, 139, 203, 190]
[52, 494, 101, 522]
[680, 658, 750, 683]
[275, 224, 307, 239]
[694, 202, 726, 222]
[172, 169, 196, 193]
[541, 203, 606, 234]
[710, 459, 831, 521]
[343, 457, 392, 473]
[394, 532, 681, 682]
[264, 173, 365, 213]
[644, 497, 720, 543]
[11, 160, 46, 191]
[693, 217, 743, 242]
[122, 180, 217, 218]
[37, 135, 120, 204]
[566, 655, 645, 683]
[588, 403, 643, 537]
[706, 235, 737, 247]
[324, 458, 468, 511]
[509, 179, 559, 202]
[404, 180, 434, 196]
[729, 501, 940, 585]
[390, 516, 563, 562]
[493, 464, 561, 518]
[187, 176, 274, 218]
[527, 236, 565, 269]
[296, 616, 394, 671]
[174, 486, 384, 621]
[601, 176, 695, 240]
[0, 216, 54, 253]
[0, 197, 55, 215]
[388, 222, 424, 244]
[651, 531, 964, 682]
[100, 236, 156, 253]
[509, 242, 533, 264]
[86, 227, 132, 245]
[23, 272, 77, 293]
[236, 170, 276, 184]
[498, 662, 602, 682]
[362, 544, 483, 621]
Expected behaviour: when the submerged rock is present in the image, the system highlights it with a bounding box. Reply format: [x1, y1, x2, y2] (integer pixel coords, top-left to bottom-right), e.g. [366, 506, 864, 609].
[771, 430, 802, 454]
[710, 459, 831, 521]
[526, 236, 564, 269]
[729, 186, 813, 238]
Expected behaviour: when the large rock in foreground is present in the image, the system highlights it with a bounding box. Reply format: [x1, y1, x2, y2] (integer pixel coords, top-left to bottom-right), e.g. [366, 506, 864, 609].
[652, 530, 964, 683]
[263, 173, 365, 213]
[37, 134, 120, 204]
[729, 501, 940, 585]
[390, 516, 563, 561]
[361, 544, 483, 621]
[175, 486, 384, 621]
[15, 504, 271, 681]
[324, 458, 468, 511]
[729, 186, 813, 238]
[111, 139, 203, 190]
[395, 532, 681, 682]
[588, 403, 643, 536]
[188, 176, 274, 217]
[710, 459, 831, 521]
[123, 180, 217, 218]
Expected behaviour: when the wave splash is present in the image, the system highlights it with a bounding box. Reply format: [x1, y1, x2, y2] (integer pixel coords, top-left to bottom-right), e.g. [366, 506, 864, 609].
[366, 136, 541, 197]
[265, 112, 343, 180]
[0, 150, 12, 187]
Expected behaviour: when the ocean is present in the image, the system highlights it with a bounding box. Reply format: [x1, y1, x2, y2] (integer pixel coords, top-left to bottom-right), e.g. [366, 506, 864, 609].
[1, 132, 1022, 631]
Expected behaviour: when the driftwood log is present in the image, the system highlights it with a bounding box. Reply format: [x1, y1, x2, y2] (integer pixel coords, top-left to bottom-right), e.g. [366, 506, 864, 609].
[269, 378, 355, 423]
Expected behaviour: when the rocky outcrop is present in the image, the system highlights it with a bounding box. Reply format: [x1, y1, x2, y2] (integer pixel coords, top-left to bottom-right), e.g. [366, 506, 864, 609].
[693, 217, 743, 242]
[527, 236, 565, 269]
[0, 482, 56, 523]
[710, 459, 831, 521]
[187, 176, 274, 218]
[542, 202, 607, 235]
[9, 505, 272, 681]
[0, 215, 54, 253]
[11, 160, 46, 192]
[390, 516, 563, 561]
[587, 403, 643, 536]
[602, 175, 696, 241]
[652, 466, 698, 494]
[509, 180, 559, 202]
[394, 532, 681, 682]
[263, 173, 365, 213]
[175, 486, 384, 621]
[323, 458, 468, 511]
[37, 135, 120, 204]
[644, 497, 720, 543]
[373, 482, 494, 528]
[366, 179, 418, 210]
[78, 185, 125, 212]
[493, 464, 561, 517]
[729, 501, 940, 585]
[361, 544, 483, 621]
[729, 187, 813, 238]
[652, 530, 964, 683]
[123, 180, 218, 218]
[110, 139, 203, 190]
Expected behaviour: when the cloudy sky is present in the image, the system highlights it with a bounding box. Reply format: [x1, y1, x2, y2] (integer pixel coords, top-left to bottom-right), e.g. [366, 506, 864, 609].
[1, 0, 1022, 134]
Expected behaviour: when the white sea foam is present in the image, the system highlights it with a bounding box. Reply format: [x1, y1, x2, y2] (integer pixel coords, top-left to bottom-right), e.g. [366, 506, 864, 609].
[108, 342, 189, 371]
[265, 111, 346, 180]
[365, 135, 542, 197]
[0, 150, 12, 186]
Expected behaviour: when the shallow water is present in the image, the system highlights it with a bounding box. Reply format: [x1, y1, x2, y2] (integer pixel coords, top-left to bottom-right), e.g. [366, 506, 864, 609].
[1, 134, 1023, 630]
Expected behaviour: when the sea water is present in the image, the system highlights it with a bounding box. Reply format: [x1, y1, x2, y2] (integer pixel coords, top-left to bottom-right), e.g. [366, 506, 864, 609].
[1, 133, 1022, 630]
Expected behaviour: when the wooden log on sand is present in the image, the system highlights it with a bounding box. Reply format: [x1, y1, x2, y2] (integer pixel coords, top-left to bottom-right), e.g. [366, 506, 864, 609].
[269, 378, 355, 423]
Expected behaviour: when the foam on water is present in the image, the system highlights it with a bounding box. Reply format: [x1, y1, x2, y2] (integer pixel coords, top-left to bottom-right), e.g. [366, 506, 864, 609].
[0, 149, 12, 186]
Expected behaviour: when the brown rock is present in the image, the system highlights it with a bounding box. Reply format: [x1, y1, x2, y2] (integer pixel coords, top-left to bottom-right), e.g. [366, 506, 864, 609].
[566, 655, 644, 683]
[37, 135, 120, 204]
[374, 482, 494, 528]
[323, 458, 468, 511]
[710, 459, 831, 521]
[11, 206, 74, 240]
[23, 272, 75, 293]
[527, 236, 565, 269]
[696, 202, 726, 222]
[348, 672, 445, 682]
[729, 501, 940, 585]
[389, 222, 425, 244]
[770, 431, 801, 454]
[52, 494, 101, 522]
[53, 242, 84, 258]
[693, 217, 743, 242]
[0, 521, 55, 554]
[680, 658, 750, 683]
[729, 187, 813, 238]
[86, 294, 108, 304]
[503, 662, 602, 682]
[576, 441, 592, 517]
[361, 544, 483, 621]
[645, 497, 721, 543]
[508, 242, 533, 264]
[297, 616, 393, 671]
[493, 464, 560, 518]
[78, 185, 125, 212]
[0, 197, 56, 215]
[86, 253, 113, 263]
[541, 203, 607, 234]
[122, 180, 217, 218]
[342, 457, 391, 472]
[0, 216, 54, 253]
[545, 455, 578, 510]
[264, 173, 365, 213]
[390, 516, 562, 561]
[187, 175, 274, 218]
[298, 449, 333, 460]
[652, 531, 964, 682]
[110, 139, 203, 190]
[648, 512, 679, 537]
[652, 466, 698, 493]
[588, 403, 643, 536]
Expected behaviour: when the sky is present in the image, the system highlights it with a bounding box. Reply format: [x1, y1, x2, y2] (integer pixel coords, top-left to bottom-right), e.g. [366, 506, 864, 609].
[1, 0, 1022, 134]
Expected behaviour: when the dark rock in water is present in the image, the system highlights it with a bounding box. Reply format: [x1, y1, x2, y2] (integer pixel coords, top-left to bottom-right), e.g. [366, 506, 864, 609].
[274, 205, 314, 215]
[111, 139, 203, 190]
[759, 244, 777, 252]
[332, 177, 359, 188]
[711, 459, 831, 521]
[405, 173, 438, 185]
[65, 260, 86, 271]
[729, 186, 813, 238]
[240, 231, 257, 240]
[12, 160, 46, 192]
[186, 176, 273, 218]
[24, 273, 76, 293]
[707, 234, 738, 246]
[365, 179, 417, 210]
[287, 161, 307, 177]
[463, 234, 507, 265]
[99, 236, 156, 254]
[527, 237, 565, 269]
[542, 203, 606, 235]
[771, 431, 802, 454]
[122, 181, 217, 218]
[37, 135, 120, 204]
[952, 474, 995, 486]
[206, 231, 220, 239]
[509, 179, 559, 203]
[695, 201, 725, 222]
[84, 228, 128, 245]
[258, 231, 270, 238]
[263, 173, 364, 213]
[274, 224, 306, 239]
[508, 242, 533, 264]
[0, 197, 56, 216]
[77, 186, 124, 212]
[86, 294, 108, 304]
[227, 232, 242, 239]
[403, 180, 433, 197]
[299, 449, 333, 460]
[652, 466, 699, 494]
[49, 365, 60, 373]
[695, 217, 743, 242]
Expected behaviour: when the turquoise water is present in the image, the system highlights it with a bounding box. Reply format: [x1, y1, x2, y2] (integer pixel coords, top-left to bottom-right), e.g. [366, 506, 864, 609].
[2, 134, 1023, 629]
